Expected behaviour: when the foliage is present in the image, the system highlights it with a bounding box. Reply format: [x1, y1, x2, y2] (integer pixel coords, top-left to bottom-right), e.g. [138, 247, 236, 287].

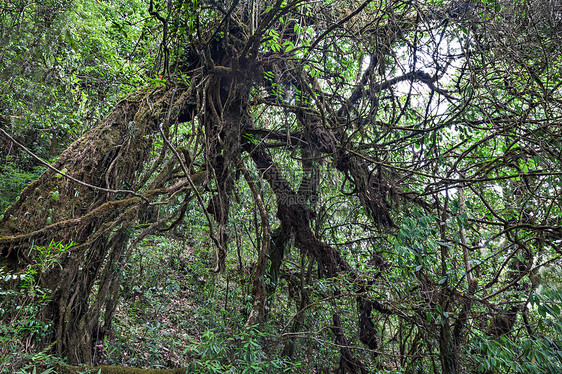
[0, 241, 75, 372]
[0, 0, 158, 213]
[467, 288, 562, 373]
[94, 235, 302, 372]
[185, 327, 300, 373]
[0, 164, 43, 218]
[0, 0, 561, 372]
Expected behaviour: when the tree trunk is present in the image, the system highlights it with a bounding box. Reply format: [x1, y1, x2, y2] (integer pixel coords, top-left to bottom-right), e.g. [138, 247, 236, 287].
[439, 319, 459, 374]
[0, 86, 194, 364]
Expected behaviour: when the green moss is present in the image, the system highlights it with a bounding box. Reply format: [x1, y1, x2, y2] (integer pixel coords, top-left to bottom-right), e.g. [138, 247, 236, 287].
[56, 364, 188, 374]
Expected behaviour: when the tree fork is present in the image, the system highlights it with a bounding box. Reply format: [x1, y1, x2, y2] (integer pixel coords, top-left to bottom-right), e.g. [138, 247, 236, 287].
[244, 140, 387, 366]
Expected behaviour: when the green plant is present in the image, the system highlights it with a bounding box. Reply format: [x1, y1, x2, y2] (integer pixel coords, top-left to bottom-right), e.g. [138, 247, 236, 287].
[467, 288, 562, 373]
[0, 240, 74, 372]
[0, 164, 43, 217]
[0, 267, 55, 372]
[15, 366, 56, 374]
[185, 326, 301, 373]
[33, 240, 75, 274]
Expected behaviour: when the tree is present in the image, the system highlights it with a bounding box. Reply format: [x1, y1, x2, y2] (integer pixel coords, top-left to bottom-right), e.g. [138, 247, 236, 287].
[1, 0, 561, 371]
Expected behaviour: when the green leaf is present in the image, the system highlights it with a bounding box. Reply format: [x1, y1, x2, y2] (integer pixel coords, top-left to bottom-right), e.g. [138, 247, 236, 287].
[62, 27, 79, 52]
[55, 168, 67, 178]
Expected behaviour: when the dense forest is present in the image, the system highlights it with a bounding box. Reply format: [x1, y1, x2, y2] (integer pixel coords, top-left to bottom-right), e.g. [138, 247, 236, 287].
[1, 0, 561, 373]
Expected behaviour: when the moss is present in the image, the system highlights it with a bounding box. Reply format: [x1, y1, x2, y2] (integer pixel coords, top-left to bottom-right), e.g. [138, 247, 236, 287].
[0, 86, 201, 364]
[56, 364, 188, 374]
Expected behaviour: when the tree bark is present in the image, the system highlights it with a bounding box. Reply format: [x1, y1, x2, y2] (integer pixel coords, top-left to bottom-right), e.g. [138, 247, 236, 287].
[0, 86, 194, 364]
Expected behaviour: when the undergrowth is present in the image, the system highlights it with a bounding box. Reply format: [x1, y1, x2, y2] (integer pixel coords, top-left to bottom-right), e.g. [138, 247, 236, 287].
[0, 241, 69, 373]
[95, 235, 305, 373]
